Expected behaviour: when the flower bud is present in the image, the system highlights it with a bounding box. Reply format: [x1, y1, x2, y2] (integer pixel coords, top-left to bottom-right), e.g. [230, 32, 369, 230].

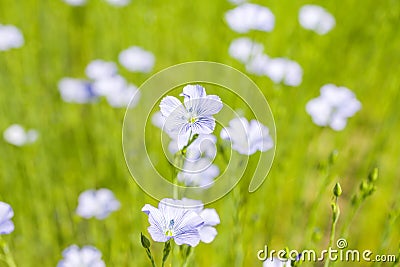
[368, 168, 378, 182]
[333, 182, 342, 197]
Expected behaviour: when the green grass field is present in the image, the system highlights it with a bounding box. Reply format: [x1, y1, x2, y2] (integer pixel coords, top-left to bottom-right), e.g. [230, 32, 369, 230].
[0, 0, 399, 266]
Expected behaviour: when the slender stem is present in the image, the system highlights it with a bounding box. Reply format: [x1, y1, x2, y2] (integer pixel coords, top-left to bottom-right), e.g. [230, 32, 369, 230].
[324, 197, 339, 267]
[0, 237, 17, 267]
[182, 246, 193, 267]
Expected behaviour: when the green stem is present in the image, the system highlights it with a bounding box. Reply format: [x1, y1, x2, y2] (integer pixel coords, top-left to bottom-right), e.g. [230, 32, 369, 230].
[182, 246, 193, 267]
[0, 237, 17, 267]
[324, 197, 339, 267]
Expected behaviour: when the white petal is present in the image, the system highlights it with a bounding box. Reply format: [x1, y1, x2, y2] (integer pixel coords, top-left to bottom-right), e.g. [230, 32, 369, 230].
[199, 226, 217, 243]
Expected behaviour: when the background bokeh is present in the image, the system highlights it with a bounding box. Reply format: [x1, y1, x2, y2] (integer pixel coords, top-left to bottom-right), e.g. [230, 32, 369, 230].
[0, 0, 399, 266]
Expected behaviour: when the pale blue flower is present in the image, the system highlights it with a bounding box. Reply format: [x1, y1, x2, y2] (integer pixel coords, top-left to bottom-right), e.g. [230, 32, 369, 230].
[229, 37, 264, 64]
[57, 245, 105, 267]
[221, 117, 273, 155]
[225, 3, 275, 33]
[76, 189, 120, 220]
[177, 158, 220, 188]
[118, 46, 155, 73]
[181, 198, 220, 243]
[263, 257, 291, 267]
[3, 124, 38, 147]
[58, 78, 96, 103]
[168, 134, 217, 160]
[160, 85, 223, 147]
[0, 24, 24, 51]
[142, 198, 204, 247]
[299, 5, 335, 35]
[0, 201, 14, 235]
[263, 58, 303, 87]
[306, 84, 361, 131]
[85, 60, 117, 81]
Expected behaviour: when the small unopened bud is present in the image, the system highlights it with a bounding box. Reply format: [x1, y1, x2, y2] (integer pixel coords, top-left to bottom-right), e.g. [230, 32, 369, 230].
[333, 182, 342, 197]
[360, 180, 368, 192]
[141, 233, 151, 249]
[368, 168, 378, 182]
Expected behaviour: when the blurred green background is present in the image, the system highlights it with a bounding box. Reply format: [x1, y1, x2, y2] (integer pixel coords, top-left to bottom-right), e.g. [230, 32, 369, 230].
[0, 0, 399, 266]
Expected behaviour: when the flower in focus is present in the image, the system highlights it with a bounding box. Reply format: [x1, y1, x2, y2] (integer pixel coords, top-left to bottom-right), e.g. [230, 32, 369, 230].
[159, 84, 223, 149]
[142, 198, 204, 247]
[299, 5, 335, 35]
[0, 24, 24, 51]
[306, 84, 361, 131]
[229, 37, 264, 64]
[104, 0, 130, 6]
[263, 257, 291, 267]
[76, 188, 120, 220]
[225, 3, 275, 33]
[3, 124, 38, 147]
[62, 0, 86, 6]
[181, 198, 220, 243]
[177, 158, 220, 188]
[118, 46, 155, 73]
[58, 78, 97, 104]
[221, 117, 273, 155]
[85, 60, 117, 80]
[57, 245, 105, 267]
[0, 201, 14, 235]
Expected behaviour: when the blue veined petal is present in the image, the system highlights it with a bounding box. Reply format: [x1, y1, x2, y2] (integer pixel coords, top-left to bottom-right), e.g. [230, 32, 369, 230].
[199, 226, 217, 243]
[160, 96, 185, 117]
[185, 96, 223, 117]
[180, 84, 206, 100]
[147, 225, 169, 243]
[199, 209, 220, 226]
[142, 204, 167, 238]
[174, 227, 202, 247]
[191, 116, 216, 134]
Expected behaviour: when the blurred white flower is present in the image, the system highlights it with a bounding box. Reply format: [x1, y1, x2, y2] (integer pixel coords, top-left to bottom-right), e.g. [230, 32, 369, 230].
[245, 54, 270, 76]
[228, 37, 264, 64]
[306, 84, 361, 131]
[76, 188, 120, 220]
[0, 24, 24, 51]
[106, 84, 141, 108]
[178, 158, 219, 188]
[0, 201, 14, 235]
[85, 60, 117, 81]
[221, 117, 273, 155]
[119, 46, 155, 73]
[299, 5, 335, 35]
[58, 78, 96, 103]
[168, 134, 217, 160]
[3, 124, 38, 147]
[263, 257, 291, 267]
[104, 0, 130, 6]
[181, 198, 220, 243]
[263, 58, 303, 87]
[225, 3, 275, 33]
[92, 75, 127, 97]
[57, 245, 105, 267]
[62, 0, 86, 6]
